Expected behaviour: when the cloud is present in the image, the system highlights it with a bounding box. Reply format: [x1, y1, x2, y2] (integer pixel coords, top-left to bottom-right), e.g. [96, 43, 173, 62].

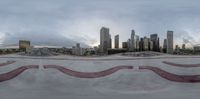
[0, 0, 199, 48]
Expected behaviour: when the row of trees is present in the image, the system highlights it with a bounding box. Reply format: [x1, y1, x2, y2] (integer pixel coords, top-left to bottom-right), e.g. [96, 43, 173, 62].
[174, 49, 200, 55]
[0, 49, 20, 55]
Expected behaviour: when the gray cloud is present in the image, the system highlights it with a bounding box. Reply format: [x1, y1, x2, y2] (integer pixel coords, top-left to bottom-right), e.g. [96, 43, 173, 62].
[0, 0, 200, 47]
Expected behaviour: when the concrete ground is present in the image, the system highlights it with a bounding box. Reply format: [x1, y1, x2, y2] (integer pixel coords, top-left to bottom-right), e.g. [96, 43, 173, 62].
[0, 54, 200, 99]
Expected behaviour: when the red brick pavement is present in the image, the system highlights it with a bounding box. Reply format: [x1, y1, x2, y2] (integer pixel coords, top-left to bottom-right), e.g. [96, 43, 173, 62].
[139, 66, 200, 83]
[44, 65, 133, 78]
[0, 65, 39, 82]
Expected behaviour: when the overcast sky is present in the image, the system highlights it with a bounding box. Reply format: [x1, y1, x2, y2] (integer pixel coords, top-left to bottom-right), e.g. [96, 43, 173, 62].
[0, 0, 200, 47]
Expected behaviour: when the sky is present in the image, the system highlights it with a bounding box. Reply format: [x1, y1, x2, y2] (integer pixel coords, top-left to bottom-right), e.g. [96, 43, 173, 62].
[0, 0, 200, 48]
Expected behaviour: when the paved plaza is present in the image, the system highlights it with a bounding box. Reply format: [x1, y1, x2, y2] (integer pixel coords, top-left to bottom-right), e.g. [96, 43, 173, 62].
[0, 54, 200, 99]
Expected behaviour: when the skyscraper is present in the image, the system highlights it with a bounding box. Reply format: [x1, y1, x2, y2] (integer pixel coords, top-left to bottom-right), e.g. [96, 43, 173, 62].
[148, 38, 153, 51]
[115, 35, 119, 48]
[143, 37, 149, 51]
[182, 44, 186, 50]
[139, 38, 144, 51]
[167, 31, 174, 54]
[175, 45, 180, 53]
[109, 34, 112, 49]
[150, 34, 160, 52]
[122, 42, 128, 49]
[100, 27, 110, 54]
[135, 35, 140, 51]
[130, 30, 135, 51]
[127, 39, 131, 50]
[163, 39, 167, 53]
[75, 43, 80, 56]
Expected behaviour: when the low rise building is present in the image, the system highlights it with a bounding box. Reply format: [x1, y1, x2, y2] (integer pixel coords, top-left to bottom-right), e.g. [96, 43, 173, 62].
[194, 45, 200, 51]
[19, 40, 31, 52]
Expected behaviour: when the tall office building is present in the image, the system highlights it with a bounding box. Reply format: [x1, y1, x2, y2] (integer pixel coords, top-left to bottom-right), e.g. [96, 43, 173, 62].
[115, 35, 119, 48]
[143, 37, 149, 51]
[175, 45, 180, 53]
[163, 39, 167, 53]
[129, 30, 135, 51]
[148, 38, 153, 51]
[182, 44, 186, 50]
[135, 35, 140, 51]
[75, 43, 80, 56]
[109, 34, 112, 49]
[139, 38, 144, 51]
[150, 34, 160, 52]
[163, 39, 167, 49]
[122, 42, 128, 49]
[167, 31, 174, 54]
[127, 39, 131, 50]
[175, 45, 179, 50]
[100, 27, 111, 54]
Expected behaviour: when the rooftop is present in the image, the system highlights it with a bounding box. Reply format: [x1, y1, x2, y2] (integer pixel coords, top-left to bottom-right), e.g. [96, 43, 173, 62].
[0, 54, 200, 99]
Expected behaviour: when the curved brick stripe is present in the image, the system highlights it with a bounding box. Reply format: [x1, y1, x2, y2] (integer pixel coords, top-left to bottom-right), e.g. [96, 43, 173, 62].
[0, 65, 39, 82]
[139, 66, 200, 83]
[44, 65, 133, 78]
[0, 60, 16, 67]
[163, 61, 200, 67]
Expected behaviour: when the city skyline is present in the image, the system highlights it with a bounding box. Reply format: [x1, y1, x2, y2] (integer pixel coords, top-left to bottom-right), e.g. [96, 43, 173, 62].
[97, 26, 175, 54]
[0, 27, 193, 49]
[0, 0, 200, 48]
[99, 27, 174, 49]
